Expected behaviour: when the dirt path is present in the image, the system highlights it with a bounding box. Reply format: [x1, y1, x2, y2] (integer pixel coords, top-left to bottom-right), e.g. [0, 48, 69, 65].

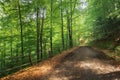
[1, 46, 120, 80]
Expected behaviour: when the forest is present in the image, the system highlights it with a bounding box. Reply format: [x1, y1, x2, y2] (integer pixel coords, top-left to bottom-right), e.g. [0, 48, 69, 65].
[0, 0, 120, 79]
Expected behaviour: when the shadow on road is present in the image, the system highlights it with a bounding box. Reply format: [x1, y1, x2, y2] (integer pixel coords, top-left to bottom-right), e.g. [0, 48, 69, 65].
[2, 46, 120, 80]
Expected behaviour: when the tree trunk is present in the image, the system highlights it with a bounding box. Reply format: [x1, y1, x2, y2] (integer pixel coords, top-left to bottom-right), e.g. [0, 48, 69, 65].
[40, 8, 45, 60]
[10, 28, 13, 63]
[29, 48, 33, 65]
[16, 45, 19, 65]
[36, 8, 40, 62]
[3, 39, 6, 69]
[50, 0, 53, 57]
[60, 0, 65, 50]
[66, 10, 71, 48]
[69, 0, 73, 48]
[18, 0, 24, 64]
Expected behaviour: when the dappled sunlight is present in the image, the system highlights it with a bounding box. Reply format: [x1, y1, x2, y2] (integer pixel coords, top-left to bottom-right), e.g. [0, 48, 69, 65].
[74, 59, 120, 74]
[1, 46, 120, 80]
[2, 64, 53, 80]
[1, 47, 79, 80]
[29, 65, 52, 76]
[1, 62, 54, 80]
[49, 76, 70, 80]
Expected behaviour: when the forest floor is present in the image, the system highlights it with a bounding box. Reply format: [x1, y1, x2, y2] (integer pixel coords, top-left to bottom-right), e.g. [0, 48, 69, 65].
[1, 46, 120, 80]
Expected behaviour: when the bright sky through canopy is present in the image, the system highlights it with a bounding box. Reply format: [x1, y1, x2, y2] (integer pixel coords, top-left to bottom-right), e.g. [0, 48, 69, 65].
[81, 0, 87, 9]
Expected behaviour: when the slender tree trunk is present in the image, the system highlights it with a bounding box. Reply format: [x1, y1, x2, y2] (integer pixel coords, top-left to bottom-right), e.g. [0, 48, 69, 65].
[29, 48, 33, 65]
[0, 45, 1, 70]
[73, 1, 77, 46]
[66, 10, 71, 48]
[36, 8, 40, 62]
[16, 45, 18, 65]
[10, 28, 13, 63]
[66, 33, 69, 49]
[40, 8, 45, 60]
[65, 0, 73, 48]
[65, 0, 69, 49]
[18, 0, 24, 64]
[60, 0, 65, 50]
[69, 0, 73, 48]
[3, 40, 6, 69]
[43, 42, 47, 58]
[50, 0, 53, 57]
